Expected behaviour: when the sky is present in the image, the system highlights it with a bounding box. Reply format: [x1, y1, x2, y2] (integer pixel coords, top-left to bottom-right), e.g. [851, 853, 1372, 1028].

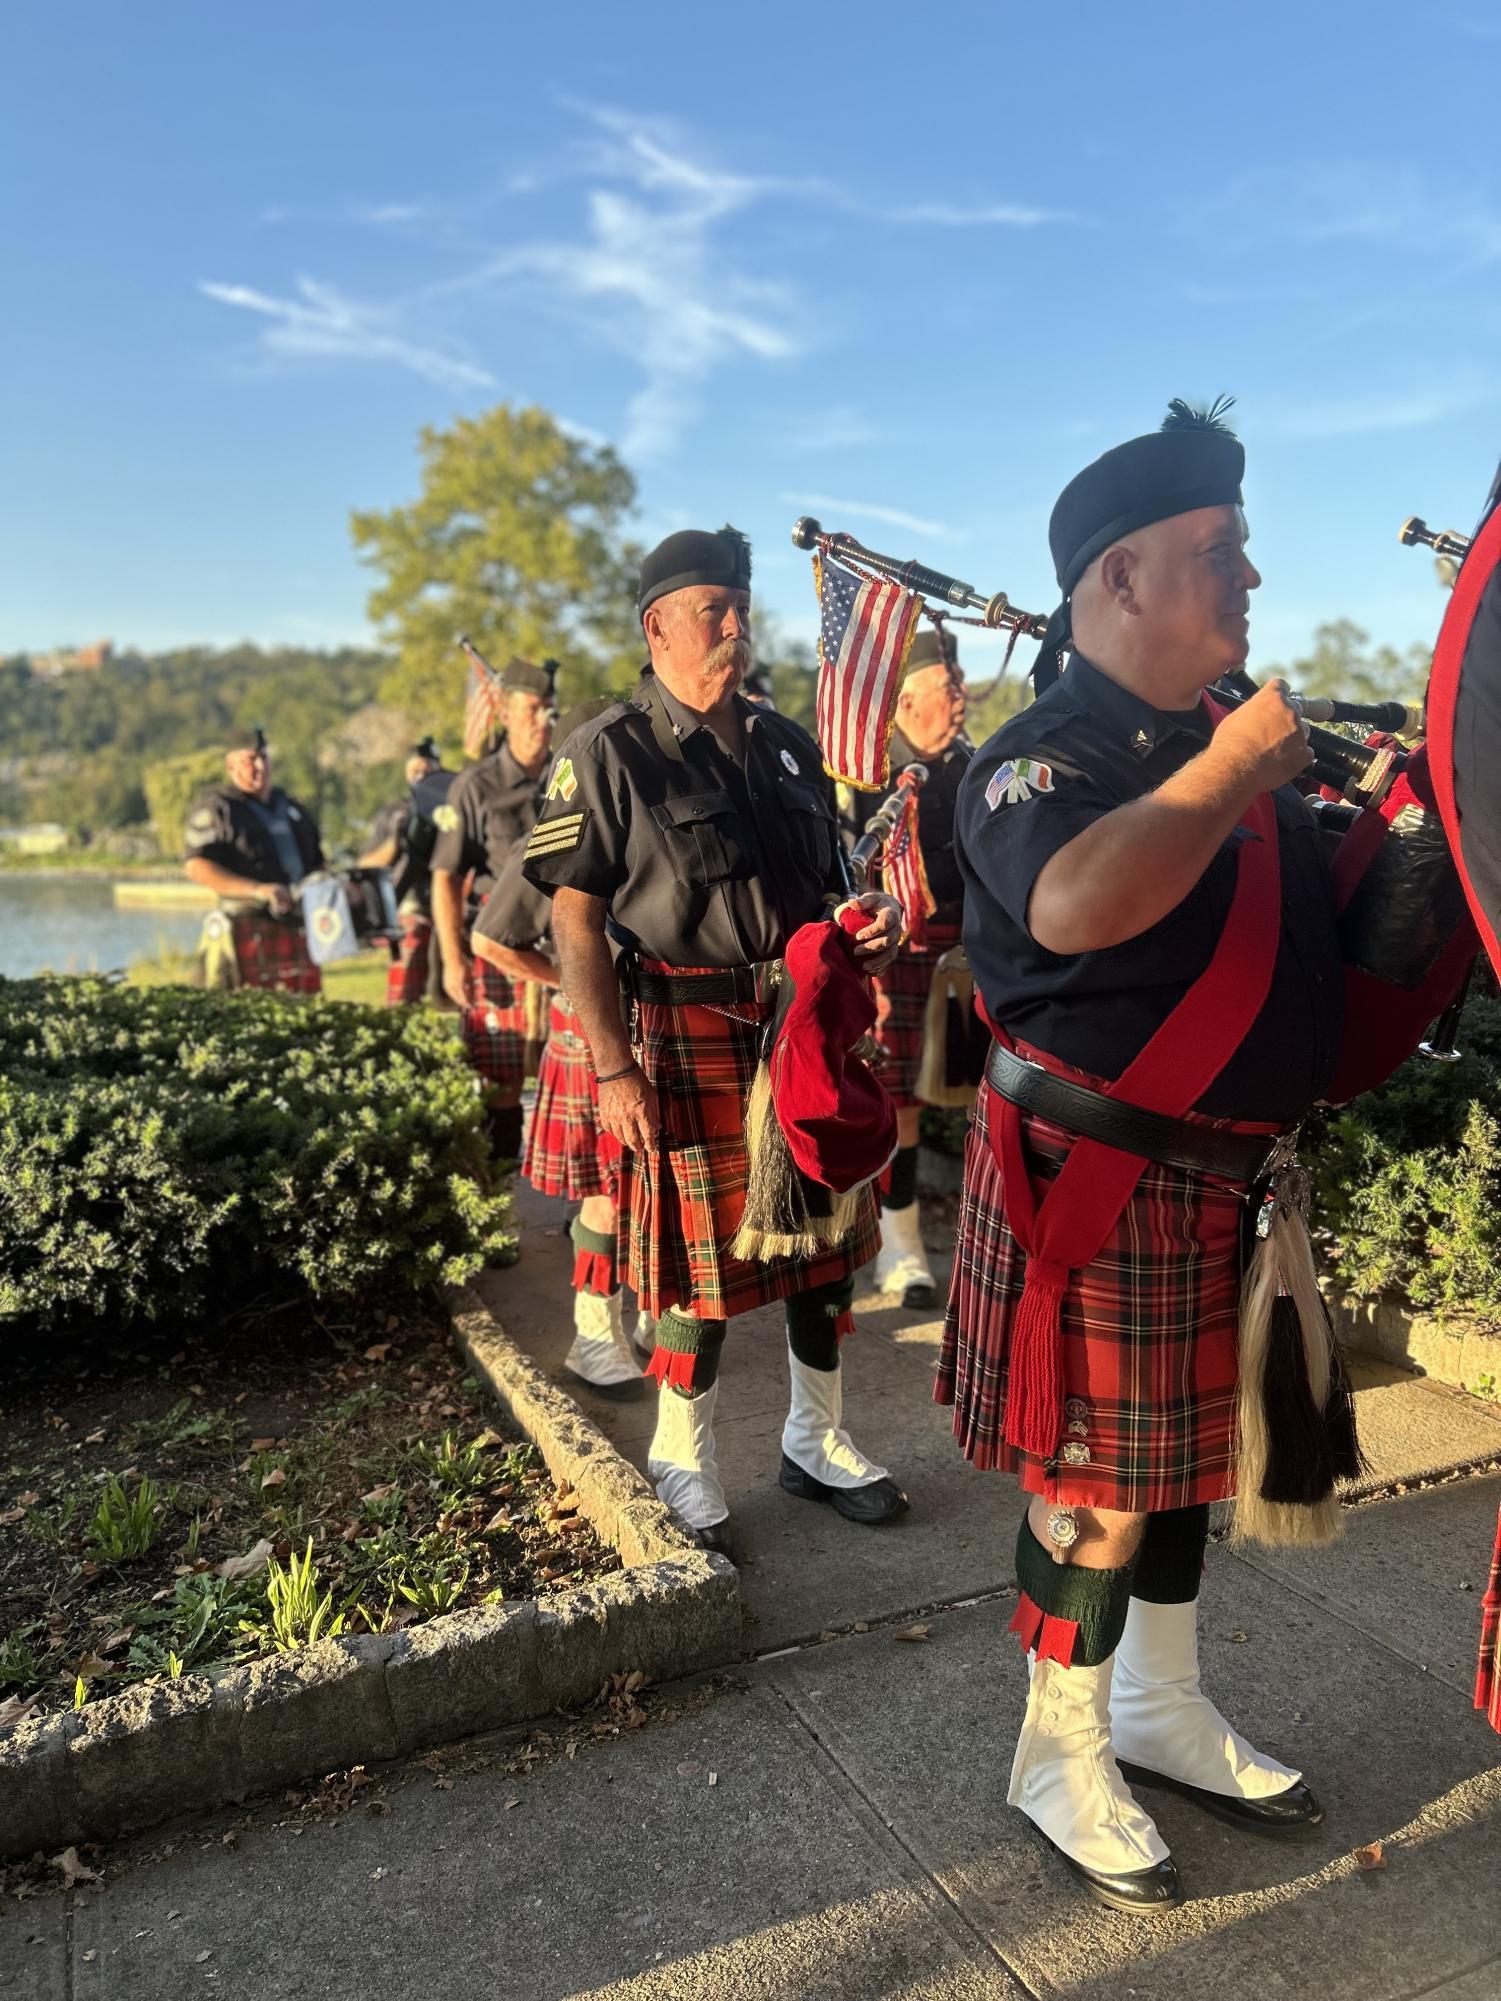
[4, 0, 1500, 687]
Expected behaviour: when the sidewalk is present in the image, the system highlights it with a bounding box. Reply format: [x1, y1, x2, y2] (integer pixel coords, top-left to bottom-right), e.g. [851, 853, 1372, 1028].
[7, 1196, 1500, 2001]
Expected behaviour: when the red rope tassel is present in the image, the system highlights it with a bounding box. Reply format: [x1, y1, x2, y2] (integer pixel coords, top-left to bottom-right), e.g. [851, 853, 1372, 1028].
[1002, 1259, 1069, 1460]
[1007, 1590, 1079, 1667]
[644, 1345, 700, 1393]
[571, 1248, 617, 1298]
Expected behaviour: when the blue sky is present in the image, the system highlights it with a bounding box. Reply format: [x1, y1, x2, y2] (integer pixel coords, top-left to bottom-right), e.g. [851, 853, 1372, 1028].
[5, 1, 1500, 685]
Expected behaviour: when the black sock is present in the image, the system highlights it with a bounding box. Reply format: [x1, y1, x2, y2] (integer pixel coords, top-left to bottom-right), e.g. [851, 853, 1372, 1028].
[883, 1144, 919, 1212]
[1014, 1517, 1137, 1666]
[785, 1276, 854, 1371]
[487, 1103, 523, 1160]
[1131, 1505, 1210, 1605]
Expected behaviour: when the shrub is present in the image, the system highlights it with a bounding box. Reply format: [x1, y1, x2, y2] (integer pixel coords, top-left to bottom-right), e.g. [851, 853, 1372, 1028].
[0, 975, 512, 1329]
[1306, 992, 1501, 1319]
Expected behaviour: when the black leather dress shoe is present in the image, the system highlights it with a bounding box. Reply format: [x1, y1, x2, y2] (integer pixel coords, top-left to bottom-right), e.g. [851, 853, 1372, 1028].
[564, 1368, 645, 1402]
[1032, 1825, 1183, 1915]
[689, 1520, 735, 1562]
[1117, 1762, 1324, 1836]
[778, 1454, 910, 1524]
[902, 1279, 937, 1310]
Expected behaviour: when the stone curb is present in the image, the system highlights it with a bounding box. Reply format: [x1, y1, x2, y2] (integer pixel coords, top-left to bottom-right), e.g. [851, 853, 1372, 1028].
[0, 1286, 741, 1861]
[1332, 1291, 1501, 1400]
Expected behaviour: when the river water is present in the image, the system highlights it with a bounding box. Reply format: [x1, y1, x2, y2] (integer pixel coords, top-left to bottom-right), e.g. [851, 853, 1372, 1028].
[0, 877, 207, 979]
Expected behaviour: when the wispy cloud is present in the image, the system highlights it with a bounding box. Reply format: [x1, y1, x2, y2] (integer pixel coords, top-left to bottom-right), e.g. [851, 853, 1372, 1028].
[258, 199, 429, 229]
[779, 492, 956, 540]
[198, 278, 496, 392]
[886, 200, 1080, 228]
[1260, 380, 1495, 440]
[1198, 162, 1501, 267]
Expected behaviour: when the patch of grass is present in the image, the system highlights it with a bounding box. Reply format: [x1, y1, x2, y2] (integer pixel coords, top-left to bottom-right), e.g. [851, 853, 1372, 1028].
[256, 1539, 346, 1653]
[86, 1477, 163, 1562]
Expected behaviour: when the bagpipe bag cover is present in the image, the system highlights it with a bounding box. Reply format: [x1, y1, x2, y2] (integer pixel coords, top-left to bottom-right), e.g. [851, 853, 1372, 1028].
[1426, 494, 1501, 981]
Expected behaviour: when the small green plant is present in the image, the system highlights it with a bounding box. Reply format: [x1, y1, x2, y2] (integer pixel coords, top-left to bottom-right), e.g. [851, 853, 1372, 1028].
[86, 1477, 162, 1562]
[0, 1626, 42, 1693]
[23, 1492, 78, 1551]
[360, 1486, 405, 1529]
[128, 1573, 259, 1678]
[1473, 1372, 1498, 1403]
[73, 1676, 87, 1710]
[414, 1431, 490, 1502]
[394, 1537, 470, 1619]
[132, 1400, 240, 1455]
[258, 1539, 345, 1652]
[183, 1513, 202, 1560]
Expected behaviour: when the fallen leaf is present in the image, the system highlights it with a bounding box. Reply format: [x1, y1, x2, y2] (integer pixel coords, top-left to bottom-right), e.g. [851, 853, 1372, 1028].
[482, 1510, 513, 1535]
[891, 1625, 931, 1644]
[260, 1467, 286, 1491]
[364, 1343, 393, 1363]
[84, 1432, 106, 1447]
[367, 1799, 393, 1818]
[1354, 1841, 1387, 1872]
[362, 1483, 397, 1505]
[99, 1629, 134, 1656]
[369, 1866, 386, 1881]
[432, 1778, 453, 1792]
[195, 1948, 212, 1961]
[676, 1760, 702, 1779]
[216, 1538, 273, 1582]
[0, 1693, 44, 1731]
[1228, 1631, 1249, 1644]
[471, 1428, 504, 1451]
[188, 1385, 205, 1398]
[250, 1438, 277, 1454]
[72, 1654, 112, 1678]
[0, 1508, 24, 1526]
[853, 1621, 870, 1634]
[504, 1796, 521, 1810]
[17, 1491, 40, 1506]
[51, 1846, 101, 1887]
[221, 1830, 239, 1849]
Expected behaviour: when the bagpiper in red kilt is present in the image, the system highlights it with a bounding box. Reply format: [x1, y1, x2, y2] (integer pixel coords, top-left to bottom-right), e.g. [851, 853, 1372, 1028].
[619, 963, 880, 1325]
[523, 996, 620, 1203]
[870, 919, 961, 1109]
[229, 910, 322, 995]
[384, 912, 433, 1008]
[936, 1043, 1281, 1513]
[460, 956, 534, 1094]
[1479, 1506, 1501, 1733]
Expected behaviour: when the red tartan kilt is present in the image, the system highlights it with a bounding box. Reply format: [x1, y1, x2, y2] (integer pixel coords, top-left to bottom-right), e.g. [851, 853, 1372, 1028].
[871, 921, 960, 1110]
[385, 913, 431, 1007]
[619, 965, 880, 1321]
[230, 911, 321, 995]
[936, 1065, 1276, 1512]
[1478, 1505, 1501, 1733]
[461, 958, 533, 1092]
[523, 1000, 620, 1200]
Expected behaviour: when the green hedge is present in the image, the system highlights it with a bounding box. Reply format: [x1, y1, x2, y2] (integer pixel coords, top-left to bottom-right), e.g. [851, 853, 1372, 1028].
[1307, 992, 1501, 1319]
[0, 978, 512, 1328]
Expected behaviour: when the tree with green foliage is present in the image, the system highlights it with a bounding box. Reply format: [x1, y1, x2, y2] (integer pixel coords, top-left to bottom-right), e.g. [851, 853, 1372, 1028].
[351, 404, 644, 722]
[1259, 618, 1430, 708]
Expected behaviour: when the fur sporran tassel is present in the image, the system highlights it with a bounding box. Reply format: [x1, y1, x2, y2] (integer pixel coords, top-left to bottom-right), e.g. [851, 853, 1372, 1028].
[730, 1058, 864, 1260]
[1232, 1199, 1356, 1549]
[917, 947, 984, 1108]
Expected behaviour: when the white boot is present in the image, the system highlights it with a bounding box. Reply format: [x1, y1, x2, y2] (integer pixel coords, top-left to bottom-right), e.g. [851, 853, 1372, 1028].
[562, 1289, 642, 1390]
[1112, 1598, 1302, 1800]
[873, 1203, 934, 1302]
[1008, 1652, 1173, 1881]
[647, 1380, 728, 1530]
[782, 1348, 888, 1488]
[633, 1309, 657, 1360]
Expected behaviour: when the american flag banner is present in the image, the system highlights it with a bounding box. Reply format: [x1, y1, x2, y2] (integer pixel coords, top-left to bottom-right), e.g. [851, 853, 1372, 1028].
[814, 553, 924, 787]
[882, 781, 935, 948]
[460, 638, 505, 758]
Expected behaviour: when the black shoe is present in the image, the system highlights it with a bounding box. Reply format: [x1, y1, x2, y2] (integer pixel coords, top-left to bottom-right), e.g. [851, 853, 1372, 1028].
[1032, 1824, 1183, 1915]
[902, 1279, 937, 1310]
[778, 1454, 910, 1525]
[1117, 1762, 1324, 1836]
[689, 1520, 735, 1562]
[563, 1367, 646, 1402]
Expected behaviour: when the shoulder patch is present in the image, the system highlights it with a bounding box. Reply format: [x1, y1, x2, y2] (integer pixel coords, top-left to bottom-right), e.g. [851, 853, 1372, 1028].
[524, 809, 590, 861]
[185, 807, 219, 848]
[546, 756, 578, 803]
[985, 756, 1056, 811]
[433, 802, 461, 833]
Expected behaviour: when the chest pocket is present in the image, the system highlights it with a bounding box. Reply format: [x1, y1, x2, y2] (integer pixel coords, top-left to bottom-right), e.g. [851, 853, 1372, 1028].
[777, 777, 835, 882]
[651, 791, 748, 884]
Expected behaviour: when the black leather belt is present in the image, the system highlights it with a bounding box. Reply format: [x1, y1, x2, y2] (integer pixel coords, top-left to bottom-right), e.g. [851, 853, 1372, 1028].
[633, 966, 763, 1006]
[984, 1041, 1290, 1187]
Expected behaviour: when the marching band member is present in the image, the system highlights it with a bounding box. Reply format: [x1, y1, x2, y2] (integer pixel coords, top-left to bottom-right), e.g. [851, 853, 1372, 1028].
[942, 401, 1354, 1913]
[431, 659, 555, 1159]
[184, 723, 325, 994]
[361, 736, 450, 1007]
[845, 628, 975, 1308]
[521, 526, 909, 1556]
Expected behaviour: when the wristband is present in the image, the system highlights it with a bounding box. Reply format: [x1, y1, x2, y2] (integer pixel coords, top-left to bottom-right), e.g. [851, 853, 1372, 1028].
[596, 1064, 637, 1086]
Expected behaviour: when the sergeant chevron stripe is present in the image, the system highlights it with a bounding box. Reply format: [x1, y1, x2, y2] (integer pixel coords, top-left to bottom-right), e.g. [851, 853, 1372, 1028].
[525, 811, 588, 857]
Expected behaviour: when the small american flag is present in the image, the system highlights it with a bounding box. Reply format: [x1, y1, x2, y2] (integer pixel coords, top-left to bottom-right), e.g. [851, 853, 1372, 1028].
[460, 638, 505, 758]
[813, 554, 923, 787]
[882, 782, 935, 948]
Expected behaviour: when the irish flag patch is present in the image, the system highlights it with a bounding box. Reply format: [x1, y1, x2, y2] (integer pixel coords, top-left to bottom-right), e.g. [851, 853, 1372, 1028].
[985, 756, 1056, 810]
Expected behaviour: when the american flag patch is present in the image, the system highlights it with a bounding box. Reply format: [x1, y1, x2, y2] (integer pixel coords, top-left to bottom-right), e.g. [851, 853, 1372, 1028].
[985, 756, 1055, 810]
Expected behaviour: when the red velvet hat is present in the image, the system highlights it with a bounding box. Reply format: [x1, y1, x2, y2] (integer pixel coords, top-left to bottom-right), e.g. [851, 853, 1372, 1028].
[764, 907, 897, 1193]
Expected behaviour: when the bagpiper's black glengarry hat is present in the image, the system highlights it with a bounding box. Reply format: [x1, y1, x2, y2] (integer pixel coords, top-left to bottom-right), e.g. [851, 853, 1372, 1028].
[225, 722, 269, 754]
[637, 525, 752, 622]
[1034, 397, 1246, 690]
[499, 657, 558, 701]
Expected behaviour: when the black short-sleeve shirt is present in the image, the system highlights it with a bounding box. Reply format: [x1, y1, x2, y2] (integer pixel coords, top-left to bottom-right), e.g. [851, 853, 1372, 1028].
[841, 725, 973, 915]
[183, 783, 324, 889]
[520, 673, 847, 967]
[957, 654, 1344, 1124]
[431, 743, 547, 914]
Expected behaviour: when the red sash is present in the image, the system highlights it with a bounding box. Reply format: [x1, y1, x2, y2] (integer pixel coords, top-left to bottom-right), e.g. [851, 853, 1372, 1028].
[989, 708, 1283, 1460]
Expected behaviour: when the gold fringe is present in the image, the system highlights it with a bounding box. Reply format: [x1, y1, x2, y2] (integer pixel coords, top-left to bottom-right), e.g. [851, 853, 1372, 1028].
[730, 1058, 867, 1261]
[1230, 1207, 1344, 1550]
[916, 948, 979, 1109]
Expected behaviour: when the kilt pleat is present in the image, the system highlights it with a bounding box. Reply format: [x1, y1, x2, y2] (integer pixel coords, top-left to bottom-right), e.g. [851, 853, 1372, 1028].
[936, 1079, 1249, 1512]
[620, 972, 879, 1321]
[460, 957, 533, 1092]
[523, 999, 620, 1201]
[230, 912, 321, 995]
[1477, 1506, 1501, 1732]
[385, 913, 432, 1007]
[871, 922, 960, 1109]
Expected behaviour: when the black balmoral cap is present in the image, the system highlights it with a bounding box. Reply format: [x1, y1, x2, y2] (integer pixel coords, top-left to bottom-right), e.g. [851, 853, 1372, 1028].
[226, 722, 269, 753]
[1048, 397, 1245, 596]
[637, 524, 752, 621]
[499, 657, 557, 700]
[412, 735, 441, 761]
[904, 626, 960, 674]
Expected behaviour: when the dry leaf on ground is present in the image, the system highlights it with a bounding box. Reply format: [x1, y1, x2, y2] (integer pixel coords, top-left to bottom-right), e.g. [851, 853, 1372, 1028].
[1354, 1841, 1387, 1872]
[51, 1847, 101, 1887]
[259, 1468, 286, 1491]
[364, 1343, 393, 1363]
[891, 1625, 931, 1644]
[0, 1693, 44, 1731]
[216, 1539, 274, 1582]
